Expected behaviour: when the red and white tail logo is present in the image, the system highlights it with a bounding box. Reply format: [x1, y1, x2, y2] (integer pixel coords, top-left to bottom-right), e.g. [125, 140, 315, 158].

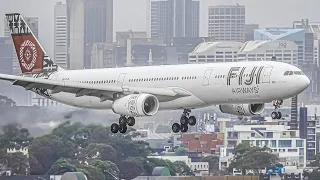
[6, 13, 59, 73]
[12, 35, 43, 73]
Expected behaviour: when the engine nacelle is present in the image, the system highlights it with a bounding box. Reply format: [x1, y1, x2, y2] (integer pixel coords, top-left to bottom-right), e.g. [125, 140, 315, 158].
[112, 94, 160, 117]
[219, 103, 265, 116]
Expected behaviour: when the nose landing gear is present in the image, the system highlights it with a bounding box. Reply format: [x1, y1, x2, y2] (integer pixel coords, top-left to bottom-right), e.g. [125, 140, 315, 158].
[111, 115, 136, 134]
[271, 100, 283, 119]
[172, 109, 197, 133]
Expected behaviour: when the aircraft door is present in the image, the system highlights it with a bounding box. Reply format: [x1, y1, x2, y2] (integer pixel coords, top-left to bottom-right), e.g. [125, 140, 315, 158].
[117, 73, 127, 86]
[262, 66, 273, 83]
[203, 69, 213, 86]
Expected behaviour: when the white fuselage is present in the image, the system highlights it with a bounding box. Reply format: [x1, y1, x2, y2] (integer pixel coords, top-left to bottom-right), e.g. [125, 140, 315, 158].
[42, 61, 309, 110]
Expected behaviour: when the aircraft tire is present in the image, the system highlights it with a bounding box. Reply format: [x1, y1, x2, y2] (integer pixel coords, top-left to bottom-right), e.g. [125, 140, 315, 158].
[277, 112, 282, 119]
[189, 116, 196, 126]
[180, 116, 189, 125]
[119, 124, 127, 134]
[127, 117, 135, 126]
[172, 123, 181, 133]
[119, 116, 127, 125]
[271, 111, 278, 119]
[111, 123, 119, 133]
[181, 124, 188, 133]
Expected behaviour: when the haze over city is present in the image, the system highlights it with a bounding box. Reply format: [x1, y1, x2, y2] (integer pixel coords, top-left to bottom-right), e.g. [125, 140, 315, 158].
[0, 0, 319, 179]
[0, 0, 319, 57]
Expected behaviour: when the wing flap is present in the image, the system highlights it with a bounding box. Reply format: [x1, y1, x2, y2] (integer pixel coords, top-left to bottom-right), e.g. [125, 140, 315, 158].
[0, 74, 191, 100]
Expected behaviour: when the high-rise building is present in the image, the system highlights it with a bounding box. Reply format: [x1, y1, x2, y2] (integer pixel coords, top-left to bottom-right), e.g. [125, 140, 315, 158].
[150, 0, 200, 44]
[67, 0, 113, 69]
[4, 16, 38, 74]
[245, 24, 259, 41]
[54, 1, 68, 69]
[299, 107, 316, 161]
[0, 37, 13, 74]
[208, 5, 246, 42]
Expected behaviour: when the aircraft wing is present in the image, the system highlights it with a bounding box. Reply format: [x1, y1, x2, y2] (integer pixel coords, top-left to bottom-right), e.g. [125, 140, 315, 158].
[0, 73, 191, 102]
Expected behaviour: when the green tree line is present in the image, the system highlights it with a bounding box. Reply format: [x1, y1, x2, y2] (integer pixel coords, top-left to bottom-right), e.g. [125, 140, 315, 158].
[0, 122, 195, 179]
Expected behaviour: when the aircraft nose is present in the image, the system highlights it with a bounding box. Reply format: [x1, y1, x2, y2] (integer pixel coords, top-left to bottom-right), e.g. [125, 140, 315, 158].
[299, 75, 310, 90]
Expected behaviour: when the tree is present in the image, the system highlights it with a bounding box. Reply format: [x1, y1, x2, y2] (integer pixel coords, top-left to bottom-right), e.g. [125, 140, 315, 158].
[174, 147, 187, 156]
[91, 160, 119, 180]
[119, 158, 145, 180]
[309, 154, 320, 167]
[47, 158, 78, 175]
[303, 168, 320, 180]
[228, 144, 279, 175]
[5, 152, 29, 175]
[78, 165, 105, 180]
[173, 161, 194, 176]
[110, 138, 152, 162]
[85, 143, 117, 162]
[0, 123, 33, 149]
[0, 95, 16, 107]
[29, 134, 76, 174]
[202, 155, 219, 175]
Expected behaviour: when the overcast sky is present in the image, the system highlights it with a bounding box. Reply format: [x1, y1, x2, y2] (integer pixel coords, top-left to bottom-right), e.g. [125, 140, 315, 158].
[0, 0, 319, 57]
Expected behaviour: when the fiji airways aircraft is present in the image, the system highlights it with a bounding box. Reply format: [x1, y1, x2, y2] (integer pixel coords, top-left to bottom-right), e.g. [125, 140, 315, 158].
[0, 13, 310, 133]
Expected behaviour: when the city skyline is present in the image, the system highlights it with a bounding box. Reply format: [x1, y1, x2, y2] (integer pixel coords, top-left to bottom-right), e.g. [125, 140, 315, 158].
[0, 0, 319, 58]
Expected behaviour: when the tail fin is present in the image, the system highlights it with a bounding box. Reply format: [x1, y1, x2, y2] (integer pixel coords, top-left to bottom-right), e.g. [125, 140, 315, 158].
[5, 13, 61, 74]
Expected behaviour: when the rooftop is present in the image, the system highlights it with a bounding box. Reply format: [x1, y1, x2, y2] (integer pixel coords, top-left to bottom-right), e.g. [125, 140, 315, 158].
[254, 28, 304, 40]
[190, 41, 243, 54]
[238, 40, 297, 52]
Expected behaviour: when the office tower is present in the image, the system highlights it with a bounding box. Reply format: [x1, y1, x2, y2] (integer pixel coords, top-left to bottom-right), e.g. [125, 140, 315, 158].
[245, 24, 259, 41]
[4, 16, 38, 74]
[150, 0, 200, 44]
[0, 37, 13, 74]
[293, 19, 316, 65]
[67, 0, 113, 69]
[291, 95, 298, 130]
[54, 1, 68, 69]
[299, 107, 316, 160]
[208, 5, 245, 42]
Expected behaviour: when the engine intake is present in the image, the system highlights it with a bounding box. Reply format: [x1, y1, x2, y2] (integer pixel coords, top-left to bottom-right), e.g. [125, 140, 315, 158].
[219, 103, 265, 116]
[112, 94, 159, 117]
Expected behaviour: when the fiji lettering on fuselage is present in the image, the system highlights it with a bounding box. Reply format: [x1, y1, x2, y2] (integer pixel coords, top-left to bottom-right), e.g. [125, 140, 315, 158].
[227, 66, 265, 94]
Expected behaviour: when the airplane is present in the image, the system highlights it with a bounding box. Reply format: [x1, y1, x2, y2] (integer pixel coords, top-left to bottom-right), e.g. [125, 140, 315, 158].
[0, 13, 310, 134]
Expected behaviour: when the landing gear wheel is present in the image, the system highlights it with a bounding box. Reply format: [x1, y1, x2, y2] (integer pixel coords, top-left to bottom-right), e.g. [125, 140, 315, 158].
[119, 125, 127, 134]
[111, 123, 119, 133]
[180, 116, 189, 125]
[188, 116, 196, 126]
[181, 124, 188, 133]
[271, 111, 278, 119]
[277, 112, 282, 119]
[119, 116, 127, 125]
[127, 117, 135, 126]
[172, 123, 181, 133]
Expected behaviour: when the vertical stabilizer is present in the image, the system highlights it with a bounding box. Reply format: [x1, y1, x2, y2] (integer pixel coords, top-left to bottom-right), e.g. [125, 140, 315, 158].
[5, 13, 61, 73]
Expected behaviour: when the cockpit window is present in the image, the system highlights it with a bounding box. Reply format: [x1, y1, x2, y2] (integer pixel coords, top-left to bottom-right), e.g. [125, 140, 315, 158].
[294, 71, 304, 75]
[284, 71, 304, 76]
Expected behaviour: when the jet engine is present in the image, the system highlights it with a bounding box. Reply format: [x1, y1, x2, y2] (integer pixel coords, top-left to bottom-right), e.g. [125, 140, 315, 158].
[112, 94, 160, 117]
[219, 103, 265, 116]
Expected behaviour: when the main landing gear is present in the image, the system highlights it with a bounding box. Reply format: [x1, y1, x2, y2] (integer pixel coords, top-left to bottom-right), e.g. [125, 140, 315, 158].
[172, 109, 197, 133]
[271, 100, 283, 119]
[110, 115, 135, 134]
